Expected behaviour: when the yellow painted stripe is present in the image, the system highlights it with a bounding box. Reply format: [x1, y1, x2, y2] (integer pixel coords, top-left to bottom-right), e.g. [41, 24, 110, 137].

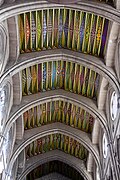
[52, 9, 54, 47]
[87, 14, 94, 53]
[41, 10, 43, 49]
[35, 11, 37, 50]
[82, 67, 87, 95]
[73, 63, 77, 93]
[92, 16, 99, 55]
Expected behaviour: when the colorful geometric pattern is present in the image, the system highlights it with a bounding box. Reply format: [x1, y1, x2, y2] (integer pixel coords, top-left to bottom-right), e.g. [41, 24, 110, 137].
[22, 60, 100, 99]
[19, 9, 109, 58]
[26, 161, 84, 180]
[26, 133, 88, 160]
[23, 100, 94, 134]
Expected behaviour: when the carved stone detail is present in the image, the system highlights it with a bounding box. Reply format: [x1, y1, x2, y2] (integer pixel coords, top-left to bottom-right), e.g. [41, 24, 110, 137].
[0, 81, 11, 132]
[0, 0, 4, 6]
[0, 24, 7, 76]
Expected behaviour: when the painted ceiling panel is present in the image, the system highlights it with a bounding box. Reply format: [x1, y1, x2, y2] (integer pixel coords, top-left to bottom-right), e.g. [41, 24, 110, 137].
[22, 60, 100, 99]
[26, 133, 88, 161]
[23, 100, 94, 133]
[19, 8, 109, 58]
[27, 160, 84, 180]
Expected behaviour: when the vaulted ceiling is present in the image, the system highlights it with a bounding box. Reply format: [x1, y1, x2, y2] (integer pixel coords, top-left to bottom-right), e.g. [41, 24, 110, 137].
[0, 0, 120, 180]
[16, 6, 108, 179]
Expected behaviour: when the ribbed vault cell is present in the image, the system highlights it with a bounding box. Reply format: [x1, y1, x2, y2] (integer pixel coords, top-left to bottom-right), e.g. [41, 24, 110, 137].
[19, 8, 109, 58]
[27, 160, 84, 180]
[22, 60, 100, 99]
[23, 100, 94, 133]
[26, 133, 88, 160]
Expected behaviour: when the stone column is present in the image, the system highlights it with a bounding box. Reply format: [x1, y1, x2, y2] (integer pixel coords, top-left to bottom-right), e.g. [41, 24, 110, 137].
[92, 118, 100, 144]
[105, 22, 119, 67]
[16, 115, 24, 140]
[97, 77, 108, 110]
[86, 153, 94, 173]
[114, 0, 120, 9]
[0, 0, 4, 6]
[7, 15, 20, 64]
[115, 31, 120, 81]
[12, 72, 22, 105]
[17, 149, 26, 178]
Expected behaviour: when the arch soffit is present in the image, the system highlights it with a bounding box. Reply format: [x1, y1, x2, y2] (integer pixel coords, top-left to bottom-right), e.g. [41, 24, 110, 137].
[0, 2, 118, 180]
[18, 150, 91, 180]
[1, 50, 119, 95]
[8, 123, 100, 174]
[4, 90, 107, 137]
[0, 1, 119, 23]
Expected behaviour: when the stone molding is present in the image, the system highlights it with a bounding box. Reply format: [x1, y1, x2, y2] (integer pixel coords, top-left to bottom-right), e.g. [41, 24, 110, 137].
[0, 90, 107, 178]
[97, 77, 109, 110]
[105, 22, 120, 67]
[0, 1, 119, 23]
[0, 23, 8, 77]
[7, 16, 20, 63]
[3, 90, 108, 140]
[0, 0, 4, 6]
[115, 0, 120, 9]
[0, 78, 12, 134]
[106, 85, 120, 141]
[7, 123, 100, 178]
[115, 37, 120, 81]
[1, 50, 120, 100]
[12, 72, 22, 105]
[18, 150, 91, 180]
